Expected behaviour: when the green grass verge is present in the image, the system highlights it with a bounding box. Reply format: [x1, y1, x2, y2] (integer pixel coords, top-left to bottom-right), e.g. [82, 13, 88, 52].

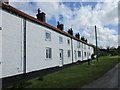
[9, 56, 119, 88]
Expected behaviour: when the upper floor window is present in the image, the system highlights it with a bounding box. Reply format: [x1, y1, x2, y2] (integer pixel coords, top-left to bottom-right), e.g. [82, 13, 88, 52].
[84, 44, 86, 49]
[59, 36, 63, 43]
[78, 51, 81, 57]
[77, 42, 81, 48]
[67, 39, 70, 45]
[46, 47, 52, 59]
[88, 46, 90, 49]
[45, 31, 51, 41]
[68, 50, 71, 57]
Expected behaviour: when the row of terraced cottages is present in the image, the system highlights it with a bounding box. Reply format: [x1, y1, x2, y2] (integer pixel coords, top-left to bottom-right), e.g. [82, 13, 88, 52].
[0, 2, 94, 79]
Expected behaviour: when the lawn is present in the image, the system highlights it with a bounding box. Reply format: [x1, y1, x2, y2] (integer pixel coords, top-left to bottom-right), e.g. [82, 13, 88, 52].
[9, 56, 120, 88]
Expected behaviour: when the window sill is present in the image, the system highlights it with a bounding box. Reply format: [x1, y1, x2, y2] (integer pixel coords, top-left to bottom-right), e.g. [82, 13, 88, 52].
[45, 58, 52, 61]
[45, 39, 51, 41]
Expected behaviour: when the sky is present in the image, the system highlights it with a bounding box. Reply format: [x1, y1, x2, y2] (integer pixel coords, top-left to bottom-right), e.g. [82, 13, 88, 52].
[9, 0, 119, 48]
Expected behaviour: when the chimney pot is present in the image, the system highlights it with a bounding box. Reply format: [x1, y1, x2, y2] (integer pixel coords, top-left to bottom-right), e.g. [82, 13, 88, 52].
[75, 33, 80, 39]
[38, 8, 41, 14]
[58, 21, 60, 25]
[57, 21, 64, 31]
[68, 28, 73, 35]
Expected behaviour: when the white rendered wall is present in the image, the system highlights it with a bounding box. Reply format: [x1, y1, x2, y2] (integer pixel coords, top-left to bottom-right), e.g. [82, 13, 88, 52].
[73, 39, 94, 62]
[0, 7, 2, 79]
[1, 9, 94, 78]
[82, 44, 86, 60]
[88, 46, 92, 59]
[57, 34, 72, 65]
[73, 39, 83, 62]
[26, 20, 72, 73]
[91, 47, 94, 56]
[2, 10, 23, 78]
[72, 39, 77, 62]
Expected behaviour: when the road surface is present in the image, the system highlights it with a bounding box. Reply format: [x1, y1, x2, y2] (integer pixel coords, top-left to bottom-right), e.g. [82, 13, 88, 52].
[82, 62, 120, 88]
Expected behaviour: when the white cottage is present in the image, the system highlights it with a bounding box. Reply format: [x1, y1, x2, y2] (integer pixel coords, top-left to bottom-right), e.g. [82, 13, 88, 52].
[0, 2, 94, 79]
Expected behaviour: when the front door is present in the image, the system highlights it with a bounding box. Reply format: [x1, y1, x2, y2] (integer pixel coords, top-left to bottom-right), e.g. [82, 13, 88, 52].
[59, 49, 63, 66]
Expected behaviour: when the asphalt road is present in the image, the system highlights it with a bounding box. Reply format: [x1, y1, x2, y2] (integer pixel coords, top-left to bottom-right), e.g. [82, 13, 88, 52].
[82, 63, 120, 88]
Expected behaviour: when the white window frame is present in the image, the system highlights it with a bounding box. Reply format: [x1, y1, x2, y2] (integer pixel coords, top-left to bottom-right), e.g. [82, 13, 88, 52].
[46, 47, 52, 60]
[45, 31, 51, 41]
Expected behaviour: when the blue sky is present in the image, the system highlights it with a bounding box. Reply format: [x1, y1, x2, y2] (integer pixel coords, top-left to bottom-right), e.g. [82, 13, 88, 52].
[10, 0, 119, 48]
[48, 2, 118, 32]
[49, 2, 99, 27]
[62, 2, 99, 10]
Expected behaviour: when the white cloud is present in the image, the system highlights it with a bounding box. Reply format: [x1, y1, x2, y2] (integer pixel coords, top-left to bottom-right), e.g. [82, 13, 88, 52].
[9, 1, 119, 48]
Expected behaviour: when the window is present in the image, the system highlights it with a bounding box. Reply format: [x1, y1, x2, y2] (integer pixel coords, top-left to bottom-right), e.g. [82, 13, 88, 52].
[77, 42, 80, 48]
[78, 51, 81, 57]
[59, 36, 63, 43]
[89, 53, 90, 56]
[46, 47, 52, 59]
[84, 52, 86, 57]
[45, 32, 51, 41]
[84, 44, 86, 49]
[68, 50, 70, 57]
[67, 39, 70, 45]
[0, 27, 2, 30]
[88, 46, 89, 49]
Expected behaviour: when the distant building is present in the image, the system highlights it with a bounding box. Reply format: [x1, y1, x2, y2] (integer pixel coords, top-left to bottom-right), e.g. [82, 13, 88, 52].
[0, 2, 94, 78]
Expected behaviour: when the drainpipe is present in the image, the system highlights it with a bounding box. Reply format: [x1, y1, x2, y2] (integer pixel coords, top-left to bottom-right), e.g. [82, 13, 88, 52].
[23, 18, 26, 74]
[71, 38, 73, 63]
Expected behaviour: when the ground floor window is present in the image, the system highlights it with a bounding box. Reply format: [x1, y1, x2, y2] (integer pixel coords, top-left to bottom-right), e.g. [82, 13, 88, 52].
[46, 47, 52, 59]
[68, 50, 70, 57]
[78, 51, 81, 57]
[89, 53, 90, 57]
[84, 52, 86, 57]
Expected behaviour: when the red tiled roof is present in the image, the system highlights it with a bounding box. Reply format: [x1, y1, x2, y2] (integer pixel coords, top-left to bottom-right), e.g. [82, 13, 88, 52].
[1, 2, 94, 47]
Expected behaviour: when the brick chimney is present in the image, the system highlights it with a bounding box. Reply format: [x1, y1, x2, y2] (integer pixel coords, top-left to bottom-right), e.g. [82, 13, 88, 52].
[57, 21, 64, 31]
[68, 28, 73, 36]
[36, 8, 46, 22]
[75, 33, 80, 39]
[85, 39, 87, 43]
[81, 37, 85, 41]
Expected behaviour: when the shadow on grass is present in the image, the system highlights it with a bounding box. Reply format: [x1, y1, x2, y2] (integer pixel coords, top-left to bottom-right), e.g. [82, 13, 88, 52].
[8, 81, 32, 88]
